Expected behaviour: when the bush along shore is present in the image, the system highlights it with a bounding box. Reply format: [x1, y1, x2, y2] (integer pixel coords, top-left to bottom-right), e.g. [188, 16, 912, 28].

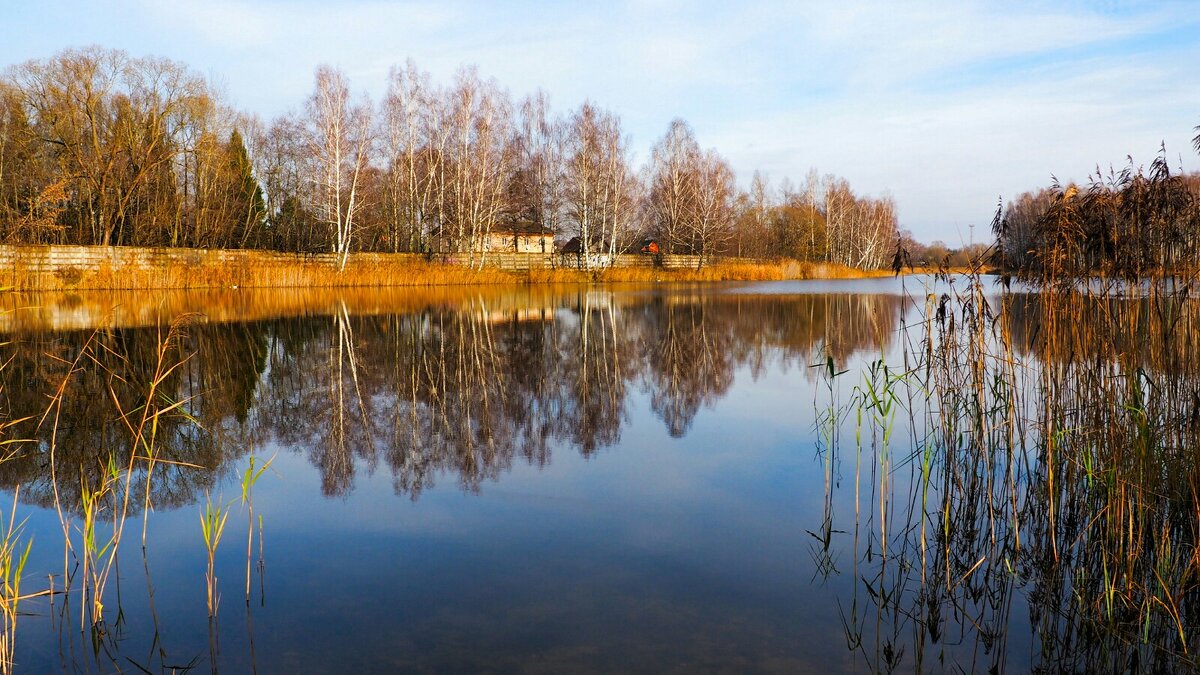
[0, 245, 905, 291]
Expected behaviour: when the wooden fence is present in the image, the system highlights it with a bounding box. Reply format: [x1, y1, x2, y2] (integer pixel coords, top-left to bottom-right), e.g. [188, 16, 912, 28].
[433, 251, 716, 271]
[0, 245, 722, 286]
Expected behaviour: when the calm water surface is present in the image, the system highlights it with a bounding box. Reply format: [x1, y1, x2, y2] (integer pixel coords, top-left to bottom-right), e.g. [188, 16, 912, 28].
[0, 277, 1073, 672]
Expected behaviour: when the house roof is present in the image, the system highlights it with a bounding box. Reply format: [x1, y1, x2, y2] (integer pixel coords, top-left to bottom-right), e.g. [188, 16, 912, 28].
[492, 220, 553, 236]
[559, 236, 581, 253]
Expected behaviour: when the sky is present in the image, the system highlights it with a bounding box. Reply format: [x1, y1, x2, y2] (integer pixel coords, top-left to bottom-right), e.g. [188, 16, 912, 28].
[3, 0, 1200, 244]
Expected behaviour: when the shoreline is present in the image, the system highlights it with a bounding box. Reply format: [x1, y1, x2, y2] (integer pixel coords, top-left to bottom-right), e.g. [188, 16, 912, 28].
[0, 244, 928, 291]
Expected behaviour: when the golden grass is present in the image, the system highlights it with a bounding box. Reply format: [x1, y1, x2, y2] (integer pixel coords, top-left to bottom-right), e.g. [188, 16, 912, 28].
[5, 255, 521, 291]
[529, 260, 900, 283]
[1, 246, 917, 292]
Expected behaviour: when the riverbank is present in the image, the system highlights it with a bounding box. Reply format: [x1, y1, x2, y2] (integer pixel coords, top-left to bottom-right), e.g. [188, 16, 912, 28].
[0, 244, 900, 291]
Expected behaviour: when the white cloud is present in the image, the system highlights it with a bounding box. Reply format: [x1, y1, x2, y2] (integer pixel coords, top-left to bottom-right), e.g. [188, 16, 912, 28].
[10, 0, 1200, 242]
[711, 43, 1200, 241]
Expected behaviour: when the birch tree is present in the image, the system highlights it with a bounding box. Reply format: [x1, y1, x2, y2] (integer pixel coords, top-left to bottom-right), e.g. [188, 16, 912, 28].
[691, 150, 735, 267]
[564, 102, 633, 266]
[648, 119, 701, 255]
[306, 65, 373, 270]
[515, 90, 565, 238]
[442, 67, 512, 264]
[381, 59, 445, 252]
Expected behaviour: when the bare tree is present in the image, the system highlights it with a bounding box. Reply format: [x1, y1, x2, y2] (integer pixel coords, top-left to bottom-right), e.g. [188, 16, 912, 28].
[381, 59, 446, 252]
[515, 90, 565, 238]
[0, 81, 51, 242]
[564, 102, 633, 266]
[733, 171, 772, 258]
[255, 113, 318, 251]
[691, 149, 735, 266]
[442, 67, 513, 265]
[647, 119, 701, 255]
[305, 65, 373, 270]
[11, 47, 210, 245]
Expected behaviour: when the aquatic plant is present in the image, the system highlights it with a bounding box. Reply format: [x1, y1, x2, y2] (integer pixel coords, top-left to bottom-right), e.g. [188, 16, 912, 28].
[240, 453, 274, 603]
[200, 495, 231, 618]
[997, 146, 1200, 285]
[822, 260, 1200, 671]
[0, 491, 39, 675]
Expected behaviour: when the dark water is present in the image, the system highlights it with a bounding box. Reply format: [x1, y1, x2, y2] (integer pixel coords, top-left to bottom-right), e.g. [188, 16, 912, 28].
[0, 277, 1174, 672]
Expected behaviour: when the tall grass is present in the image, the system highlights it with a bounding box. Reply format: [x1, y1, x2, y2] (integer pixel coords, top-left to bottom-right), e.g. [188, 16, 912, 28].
[26, 315, 200, 636]
[3, 251, 523, 291]
[0, 245, 914, 291]
[824, 263, 1200, 671]
[0, 310, 52, 671]
[240, 454, 273, 604]
[0, 492, 37, 675]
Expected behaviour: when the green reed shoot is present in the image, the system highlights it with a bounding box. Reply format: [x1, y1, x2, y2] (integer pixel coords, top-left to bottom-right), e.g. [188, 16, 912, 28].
[240, 454, 274, 603]
[0, 490, 36, 675]
[35, 317, 198, 630]
[200, 495, 230, 618]
[79, 454, 120, 625]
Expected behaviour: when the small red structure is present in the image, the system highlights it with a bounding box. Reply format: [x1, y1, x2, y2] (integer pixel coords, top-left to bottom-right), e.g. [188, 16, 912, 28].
[639, 238, 660, 255]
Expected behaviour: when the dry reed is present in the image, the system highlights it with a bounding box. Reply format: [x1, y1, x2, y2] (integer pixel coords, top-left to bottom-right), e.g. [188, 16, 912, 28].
[1, 245, 916, 292]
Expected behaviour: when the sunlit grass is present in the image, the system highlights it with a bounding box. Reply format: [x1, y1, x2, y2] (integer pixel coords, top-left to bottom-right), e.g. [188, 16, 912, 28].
[0, 246, 926, 291]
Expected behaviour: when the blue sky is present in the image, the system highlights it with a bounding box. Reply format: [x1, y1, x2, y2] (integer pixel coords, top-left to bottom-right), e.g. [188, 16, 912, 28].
[4, 0, 1199, 244]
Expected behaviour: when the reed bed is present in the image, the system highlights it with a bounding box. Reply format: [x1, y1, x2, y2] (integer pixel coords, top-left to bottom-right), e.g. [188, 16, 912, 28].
[529, 259, 898, 283]
[528, 262, 799, 283]
[823, 265, 1200, 672]
[1, 245, 915, 292]
[4, 254, 523, 291]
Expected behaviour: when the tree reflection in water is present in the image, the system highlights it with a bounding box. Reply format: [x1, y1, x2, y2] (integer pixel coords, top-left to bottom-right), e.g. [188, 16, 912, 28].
[6, 281, 1200, 670]
[0, 285, 905, 670]
[0, 288, 903, 505]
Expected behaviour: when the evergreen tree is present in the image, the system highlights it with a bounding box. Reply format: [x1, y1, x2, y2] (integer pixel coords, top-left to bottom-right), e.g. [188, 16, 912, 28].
[228, 128, 266, 248]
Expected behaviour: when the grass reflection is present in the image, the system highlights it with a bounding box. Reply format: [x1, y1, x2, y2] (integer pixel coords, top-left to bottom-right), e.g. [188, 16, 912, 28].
[820, 273, 1200, 672]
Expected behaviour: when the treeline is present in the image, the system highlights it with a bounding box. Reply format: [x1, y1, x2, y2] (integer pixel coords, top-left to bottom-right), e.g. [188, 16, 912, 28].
[0, 46, 898, 268]
[896, 236, 989, 269]
[995, 143, 1200, 281]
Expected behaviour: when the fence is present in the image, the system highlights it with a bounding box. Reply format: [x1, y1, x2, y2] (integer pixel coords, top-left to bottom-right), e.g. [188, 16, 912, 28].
[0, 244, 736, 289]
[434, 251, 711, 271]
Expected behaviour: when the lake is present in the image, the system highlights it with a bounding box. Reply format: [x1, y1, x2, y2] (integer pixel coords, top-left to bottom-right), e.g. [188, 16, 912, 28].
[0, 276, 1194, 672]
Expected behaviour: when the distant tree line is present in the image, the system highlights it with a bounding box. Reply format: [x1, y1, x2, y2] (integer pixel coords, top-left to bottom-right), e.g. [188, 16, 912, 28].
[0, 46, 899, 268]
[994, 142, 1200, 281]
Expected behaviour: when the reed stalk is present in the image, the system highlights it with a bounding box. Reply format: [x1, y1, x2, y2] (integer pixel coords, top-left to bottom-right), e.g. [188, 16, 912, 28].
[239, 454, 273, 604]
[200, 496, 230, 618]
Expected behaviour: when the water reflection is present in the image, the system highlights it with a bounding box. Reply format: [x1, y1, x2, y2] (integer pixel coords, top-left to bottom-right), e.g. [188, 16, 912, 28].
[1006, 291, 1200, 373]
[815, 279, 1200, 673]
[0, 286, 905, 505]
[7, 280, 1199, 670]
